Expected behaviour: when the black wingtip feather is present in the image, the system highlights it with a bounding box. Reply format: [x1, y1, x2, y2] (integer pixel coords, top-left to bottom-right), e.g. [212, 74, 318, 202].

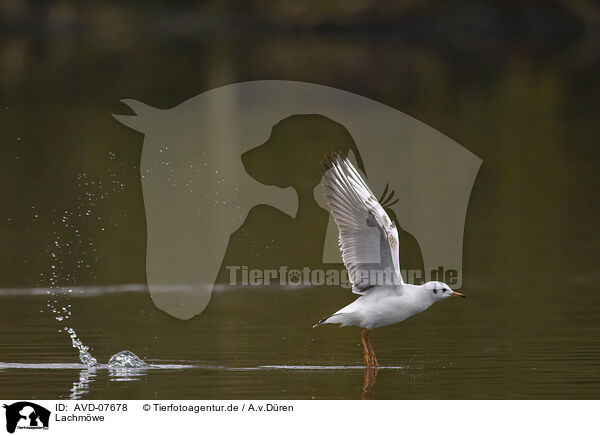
[379, 183, 389, 204]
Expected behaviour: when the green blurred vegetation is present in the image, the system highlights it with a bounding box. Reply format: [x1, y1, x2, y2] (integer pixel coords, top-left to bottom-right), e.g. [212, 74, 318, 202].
[1, 0, 599, 34]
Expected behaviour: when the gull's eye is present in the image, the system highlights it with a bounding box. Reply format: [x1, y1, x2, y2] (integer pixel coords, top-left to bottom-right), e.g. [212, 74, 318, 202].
[433, 289, 437, 294]
[442, 289, 446, 293]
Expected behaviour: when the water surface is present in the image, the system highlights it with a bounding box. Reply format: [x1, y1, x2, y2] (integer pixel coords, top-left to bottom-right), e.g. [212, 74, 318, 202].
[1, 285, 599, 399]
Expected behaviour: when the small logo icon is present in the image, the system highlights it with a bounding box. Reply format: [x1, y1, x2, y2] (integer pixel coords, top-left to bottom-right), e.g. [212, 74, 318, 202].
[3, 402, 50, 434]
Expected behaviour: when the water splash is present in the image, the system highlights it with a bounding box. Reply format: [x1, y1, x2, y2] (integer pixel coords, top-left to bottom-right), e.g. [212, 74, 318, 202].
[36, 162, 134, 369]
[44, 247, 97, 367]
[65, 327, 98, 367]
[108, 350, 148, 368]
[107, 351, 149, 382]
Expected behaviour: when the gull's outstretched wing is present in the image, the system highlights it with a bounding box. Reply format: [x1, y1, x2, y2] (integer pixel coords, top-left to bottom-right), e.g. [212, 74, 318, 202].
[322, 153, 403, 294]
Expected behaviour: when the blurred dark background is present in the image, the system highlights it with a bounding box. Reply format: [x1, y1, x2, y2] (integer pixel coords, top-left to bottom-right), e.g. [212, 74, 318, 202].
[1, 0, 598, 288]
[1, 0, 599, 399]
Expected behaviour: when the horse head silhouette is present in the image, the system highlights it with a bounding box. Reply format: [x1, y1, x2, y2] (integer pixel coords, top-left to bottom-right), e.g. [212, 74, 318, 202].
[113, 99, 297, 319]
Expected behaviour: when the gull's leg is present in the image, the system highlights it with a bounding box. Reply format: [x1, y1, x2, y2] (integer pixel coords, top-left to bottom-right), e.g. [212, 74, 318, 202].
[365, 330, 379, 367]
[360, 328, 371, 367]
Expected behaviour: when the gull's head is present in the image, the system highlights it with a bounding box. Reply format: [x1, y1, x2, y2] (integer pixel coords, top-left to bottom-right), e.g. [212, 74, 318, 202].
[423, 281, 466, 301]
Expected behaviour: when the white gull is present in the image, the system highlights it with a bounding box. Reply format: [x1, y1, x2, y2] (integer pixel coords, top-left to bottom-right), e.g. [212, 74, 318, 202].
[314, 153, 466, 367]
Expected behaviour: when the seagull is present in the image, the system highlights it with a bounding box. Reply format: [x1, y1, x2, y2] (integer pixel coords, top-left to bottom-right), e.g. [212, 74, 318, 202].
[313, 153, 466, 367]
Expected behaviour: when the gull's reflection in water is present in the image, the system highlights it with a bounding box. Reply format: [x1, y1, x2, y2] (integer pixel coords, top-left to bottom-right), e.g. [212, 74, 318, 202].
[361, 368, 379, 399]
[70, 368, 97, 400]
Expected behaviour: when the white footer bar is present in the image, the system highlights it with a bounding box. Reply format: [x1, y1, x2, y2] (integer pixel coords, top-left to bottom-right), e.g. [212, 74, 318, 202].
[0, 400, 596, 435]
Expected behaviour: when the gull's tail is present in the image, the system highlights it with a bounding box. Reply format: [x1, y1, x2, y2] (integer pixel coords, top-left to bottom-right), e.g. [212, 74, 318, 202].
[313, 312, 355, 328]
[312, 315, 331, 328]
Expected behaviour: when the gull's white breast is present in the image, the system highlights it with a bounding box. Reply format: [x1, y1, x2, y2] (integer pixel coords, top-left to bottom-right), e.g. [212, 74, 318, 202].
[327, 285, 432, 329]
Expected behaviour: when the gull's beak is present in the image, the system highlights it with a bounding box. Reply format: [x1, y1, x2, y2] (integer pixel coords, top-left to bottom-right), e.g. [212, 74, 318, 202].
[451, 291, 467, 298]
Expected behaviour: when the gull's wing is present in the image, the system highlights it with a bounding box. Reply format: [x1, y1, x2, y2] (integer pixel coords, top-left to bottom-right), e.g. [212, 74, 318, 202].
[322, 153, 403, 294]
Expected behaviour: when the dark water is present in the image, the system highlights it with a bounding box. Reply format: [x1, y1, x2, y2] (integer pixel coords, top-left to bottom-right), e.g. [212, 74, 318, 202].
[1, 3, 599, 399]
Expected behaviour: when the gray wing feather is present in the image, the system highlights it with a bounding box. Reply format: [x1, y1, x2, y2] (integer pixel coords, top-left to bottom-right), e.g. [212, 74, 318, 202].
[322, 154, 403, 294]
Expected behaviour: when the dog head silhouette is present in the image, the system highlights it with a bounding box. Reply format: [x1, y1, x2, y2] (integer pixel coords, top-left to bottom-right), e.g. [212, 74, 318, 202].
[242, 114, 367, 192]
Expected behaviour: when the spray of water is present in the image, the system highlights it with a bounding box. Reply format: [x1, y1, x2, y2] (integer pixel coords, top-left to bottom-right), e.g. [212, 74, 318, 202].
[65, 327, 98, 367]
[45, 242, 99, 367]
[40, 153, 137, 368]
